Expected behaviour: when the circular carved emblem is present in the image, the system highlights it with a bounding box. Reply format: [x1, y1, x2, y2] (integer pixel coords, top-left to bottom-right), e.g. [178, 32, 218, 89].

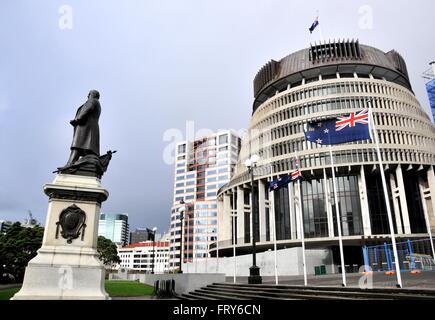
[55, 204, 87, 244]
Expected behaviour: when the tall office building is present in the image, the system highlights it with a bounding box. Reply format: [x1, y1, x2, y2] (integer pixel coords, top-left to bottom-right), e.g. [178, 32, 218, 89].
[129, 227, 163, 244]
[423, 61, 435, 123]
[98, 213, 129, 246]
[216, 40, 435, 270]
[169, 130, 241, 270]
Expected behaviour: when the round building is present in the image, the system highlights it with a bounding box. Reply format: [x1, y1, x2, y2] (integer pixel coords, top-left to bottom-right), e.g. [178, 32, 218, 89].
[214, 40, 435, 275]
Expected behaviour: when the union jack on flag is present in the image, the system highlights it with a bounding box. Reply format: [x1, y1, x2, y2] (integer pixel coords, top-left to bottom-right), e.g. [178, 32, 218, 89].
[335, 109, 369, 131]
[291, 170, 301, 181]
[304, 109, 371, 145]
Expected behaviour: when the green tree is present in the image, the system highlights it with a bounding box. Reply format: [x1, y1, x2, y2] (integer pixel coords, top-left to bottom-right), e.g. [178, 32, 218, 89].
[0, 223, 44, 284]
[97, 236, 121, 268]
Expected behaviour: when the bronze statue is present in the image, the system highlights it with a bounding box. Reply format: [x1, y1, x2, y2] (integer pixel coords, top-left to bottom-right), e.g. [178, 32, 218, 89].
[56, 90, 115, 179]
[66, 90, 101, 166]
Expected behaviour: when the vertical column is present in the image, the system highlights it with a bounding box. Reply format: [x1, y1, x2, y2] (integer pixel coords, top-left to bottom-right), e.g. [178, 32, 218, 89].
[396, 165, 411, 234]
[258, 179, 266, 241]
[237, 186, 245, 244]
[324, 168, 335, 237]
[427, 167, 435, 232]
[389, 173, 403, 234]
[221, 192, 232, 243]
[358, 166, 372, 236]
[289, 182, 297, 240]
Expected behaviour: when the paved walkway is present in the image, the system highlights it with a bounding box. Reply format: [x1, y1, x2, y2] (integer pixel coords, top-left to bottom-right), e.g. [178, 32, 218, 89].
[0, 284, 21, 290]
[226, 271, 435, 289]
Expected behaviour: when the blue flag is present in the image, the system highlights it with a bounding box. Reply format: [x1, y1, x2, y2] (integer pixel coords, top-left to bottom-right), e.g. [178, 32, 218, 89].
[309, 17, 319, 33]
[304, 109, 371, 145]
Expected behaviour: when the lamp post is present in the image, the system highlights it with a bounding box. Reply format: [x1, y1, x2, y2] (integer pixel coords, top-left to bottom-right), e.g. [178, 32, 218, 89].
[151, 227, 157, 274]
[245, 154, 262, 284]
[179, 200, 186, 273]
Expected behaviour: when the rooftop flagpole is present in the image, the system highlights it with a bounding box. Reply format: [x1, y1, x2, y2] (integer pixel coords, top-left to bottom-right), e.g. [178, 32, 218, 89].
[367, 99, 403, 288]
[317, 10, 324, 42]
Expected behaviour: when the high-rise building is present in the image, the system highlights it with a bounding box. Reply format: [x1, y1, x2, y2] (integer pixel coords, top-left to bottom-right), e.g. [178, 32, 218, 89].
[423, 61, 435, 123]
[169, 130, 241, 270]
[0, 220, 12, 234]
[98, 213, 129, 246]
[129, 228, 151, 244]
[129, 228, 163, 244]
[216, 40, 435, 271]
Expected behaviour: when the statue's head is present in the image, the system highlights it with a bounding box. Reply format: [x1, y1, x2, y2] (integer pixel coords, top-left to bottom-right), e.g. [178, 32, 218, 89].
[88, 90, 100, 100]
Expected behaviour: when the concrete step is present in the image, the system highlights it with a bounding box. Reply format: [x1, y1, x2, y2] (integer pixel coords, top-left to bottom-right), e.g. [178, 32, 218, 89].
[214, 282, 435, 295]
[180, 292, 220, 300]
[201, 286, 362, 300]
[208, 284, 392, 300]
[209, 283, 435, 300]
[195, 288, 288, 300]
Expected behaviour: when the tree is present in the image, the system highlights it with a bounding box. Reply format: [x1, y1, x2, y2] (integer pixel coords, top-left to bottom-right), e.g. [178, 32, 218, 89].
[0, 222, 44, 284]
[97, 236, 121, 268]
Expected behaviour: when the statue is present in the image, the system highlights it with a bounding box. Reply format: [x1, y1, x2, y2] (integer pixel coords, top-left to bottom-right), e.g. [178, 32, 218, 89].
[67, 89, 101, 165]
[13, 90, 113, 300]
[55, 90, 115, 178]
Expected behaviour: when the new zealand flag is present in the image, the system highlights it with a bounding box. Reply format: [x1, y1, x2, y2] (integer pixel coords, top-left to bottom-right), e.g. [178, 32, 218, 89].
[309, 17, 319, 34]
[304, 109, 371, 145]
[268, 170, 302, 192]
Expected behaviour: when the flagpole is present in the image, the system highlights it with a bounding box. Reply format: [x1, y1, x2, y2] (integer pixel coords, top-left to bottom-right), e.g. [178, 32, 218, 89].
[232, 188, 237, 283]
[294, 154, 308, 286]
[297, 178, 308, 286]
[316, 10, 324, 42]
[216, 214, 219, 273]
[367, 100, 403, 288]
[269, 166, 279, 285]
[329, 144, 347, 287]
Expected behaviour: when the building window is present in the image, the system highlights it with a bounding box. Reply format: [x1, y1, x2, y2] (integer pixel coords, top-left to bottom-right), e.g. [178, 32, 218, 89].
[219, 134, 228, 144]
[301, 179, 328, 238]
[274, 185, 291, 240]
[330, 176, 363, 237]
[178, 144, 186, 154]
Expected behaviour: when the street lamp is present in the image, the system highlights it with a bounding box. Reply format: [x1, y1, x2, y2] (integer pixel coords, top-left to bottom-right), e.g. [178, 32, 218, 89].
[178, 200, 186, 273]
[150, 227, 157, 274]
[244, 154, 262, 284]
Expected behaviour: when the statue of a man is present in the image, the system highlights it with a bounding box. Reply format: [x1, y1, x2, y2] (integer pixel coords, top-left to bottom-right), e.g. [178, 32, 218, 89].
[65, 90, 101, 166]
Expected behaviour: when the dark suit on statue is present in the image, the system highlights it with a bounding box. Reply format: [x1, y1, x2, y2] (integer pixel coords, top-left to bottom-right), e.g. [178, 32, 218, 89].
[71, 97, 101, 156]
[65, 90, 101, 166]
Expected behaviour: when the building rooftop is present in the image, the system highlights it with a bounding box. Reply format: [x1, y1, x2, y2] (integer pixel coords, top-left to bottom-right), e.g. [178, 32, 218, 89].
[253, 39, 412, 112]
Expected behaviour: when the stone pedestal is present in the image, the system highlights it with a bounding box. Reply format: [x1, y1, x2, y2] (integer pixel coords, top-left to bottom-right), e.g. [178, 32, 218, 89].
[12, 174, 110, 300]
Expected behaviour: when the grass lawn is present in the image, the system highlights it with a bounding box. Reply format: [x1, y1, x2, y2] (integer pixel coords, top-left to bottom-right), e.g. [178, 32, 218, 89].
[0, 281, 154, 299]
[104, 280, 154, 297]
[0, 287, 21, 300]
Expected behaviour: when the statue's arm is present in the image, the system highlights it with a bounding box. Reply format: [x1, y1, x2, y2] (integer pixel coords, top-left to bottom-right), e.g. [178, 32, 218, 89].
[74, 101, 95, 124]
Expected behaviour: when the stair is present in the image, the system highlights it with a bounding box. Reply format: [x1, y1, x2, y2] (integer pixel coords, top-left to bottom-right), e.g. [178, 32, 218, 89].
[179, 283, 435, 300]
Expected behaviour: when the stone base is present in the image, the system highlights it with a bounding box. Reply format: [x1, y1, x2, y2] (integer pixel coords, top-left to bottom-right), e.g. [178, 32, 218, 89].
[12, 174, 110, 300]
[12, 246, 109, 300]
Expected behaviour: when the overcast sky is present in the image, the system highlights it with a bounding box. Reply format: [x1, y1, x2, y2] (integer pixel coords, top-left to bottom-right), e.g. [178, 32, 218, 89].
[0, 0, 434, 234]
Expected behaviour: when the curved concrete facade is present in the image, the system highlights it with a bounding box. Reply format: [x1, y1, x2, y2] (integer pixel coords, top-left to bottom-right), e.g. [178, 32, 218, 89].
[215, 41, 435, 264]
